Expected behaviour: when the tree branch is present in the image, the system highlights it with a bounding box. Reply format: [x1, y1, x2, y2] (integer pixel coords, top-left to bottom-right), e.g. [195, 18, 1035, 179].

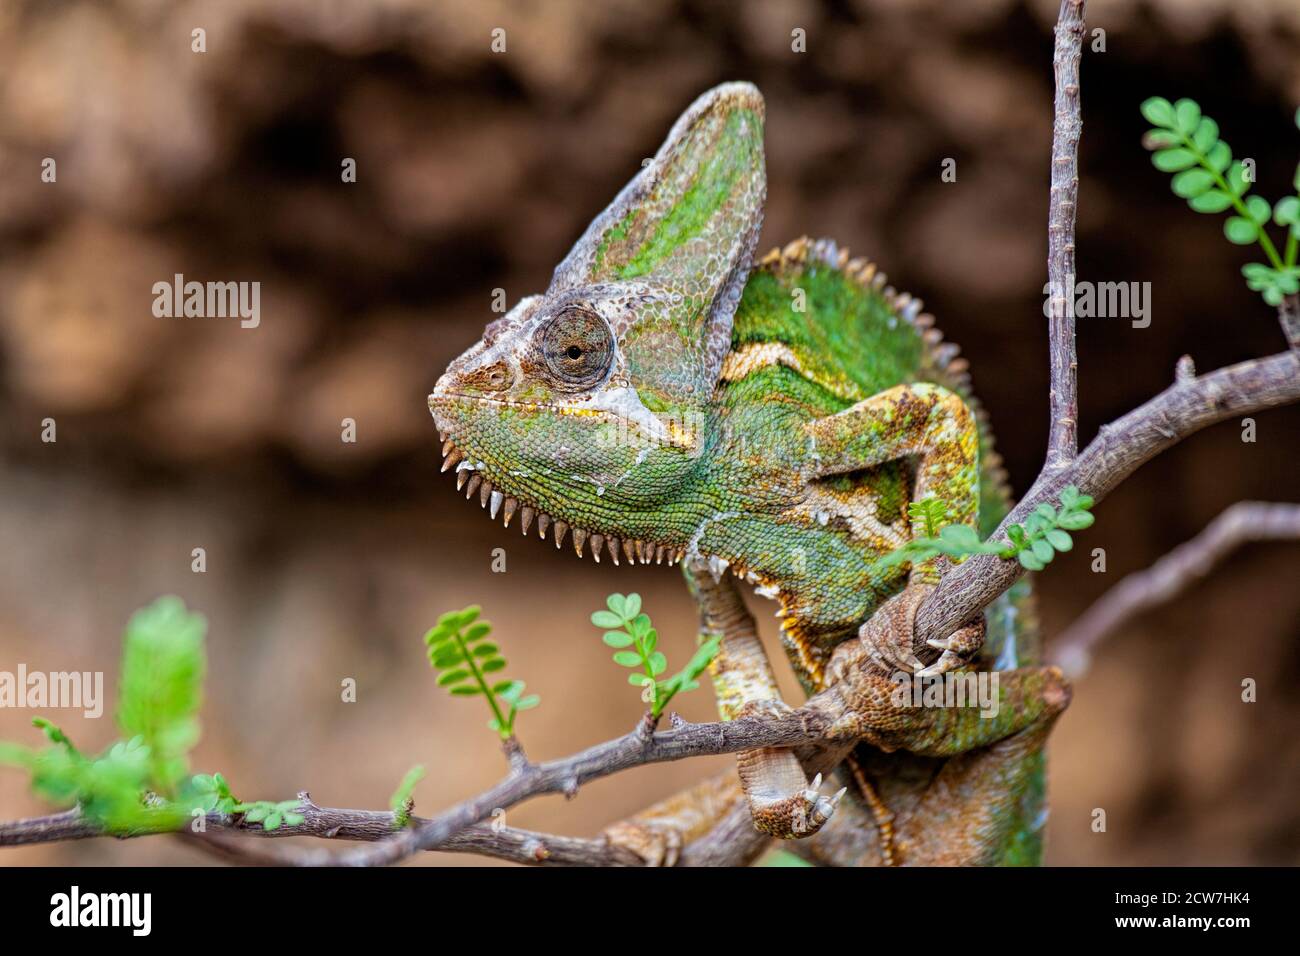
[1051, 501, 1300, 677]
[1045, 0, 1087, 471]
[916, 348, 1300, 645]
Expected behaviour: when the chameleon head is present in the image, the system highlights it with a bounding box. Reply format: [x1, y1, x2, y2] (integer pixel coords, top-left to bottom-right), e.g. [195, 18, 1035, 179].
[429, 82, 766, 552]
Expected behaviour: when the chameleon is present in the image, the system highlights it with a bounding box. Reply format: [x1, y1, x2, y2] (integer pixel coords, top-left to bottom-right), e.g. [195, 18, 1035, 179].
[429, 82, 1071, 865]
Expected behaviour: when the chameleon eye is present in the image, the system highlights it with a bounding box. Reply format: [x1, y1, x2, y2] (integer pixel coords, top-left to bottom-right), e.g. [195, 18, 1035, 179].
[539, 307, 614, 389]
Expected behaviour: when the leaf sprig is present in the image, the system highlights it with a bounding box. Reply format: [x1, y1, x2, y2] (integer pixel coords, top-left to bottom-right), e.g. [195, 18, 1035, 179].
[877, 487, 1095, 573]
[592, 593, 719, 719]
[1142, 96, 1300, 306]
[424, 606, 538, 739]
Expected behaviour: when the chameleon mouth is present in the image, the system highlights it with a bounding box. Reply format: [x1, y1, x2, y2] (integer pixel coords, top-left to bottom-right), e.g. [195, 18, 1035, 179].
[437, 434, 686, 567]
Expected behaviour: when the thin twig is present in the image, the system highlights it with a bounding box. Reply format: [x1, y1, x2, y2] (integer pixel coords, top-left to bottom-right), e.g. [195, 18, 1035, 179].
[1051, 502, 1300, 677]
[1045, 0, 1087, 471]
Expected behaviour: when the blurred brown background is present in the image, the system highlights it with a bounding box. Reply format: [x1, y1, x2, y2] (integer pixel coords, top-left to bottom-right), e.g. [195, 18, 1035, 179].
[1, 0, 1297, 866]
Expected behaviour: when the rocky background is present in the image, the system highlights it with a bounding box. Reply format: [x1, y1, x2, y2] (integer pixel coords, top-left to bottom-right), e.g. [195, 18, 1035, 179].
[1, 0, 1297, 865]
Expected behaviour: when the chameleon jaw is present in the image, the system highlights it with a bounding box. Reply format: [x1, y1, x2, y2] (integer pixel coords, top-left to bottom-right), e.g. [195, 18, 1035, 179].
[436, 433, 687, 568]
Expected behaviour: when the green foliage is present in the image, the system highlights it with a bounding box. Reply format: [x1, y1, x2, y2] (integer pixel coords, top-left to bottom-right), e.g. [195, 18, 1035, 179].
[0, 596, 322, 836]
[877, 487, 1095, 574]
[1001, 485, 1095, 571]
[908, 496, 948, 538]
[1142, 96, 1300, 307]
[389, 765, 426, 828]
[116, 596, 206, 795]
[234, 799, 305, 831]
[424, 606, 538, 739]
[592, 593, 720, 719]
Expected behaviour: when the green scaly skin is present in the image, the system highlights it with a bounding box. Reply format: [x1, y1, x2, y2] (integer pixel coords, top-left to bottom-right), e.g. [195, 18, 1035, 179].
[429, 83, 1068, 865]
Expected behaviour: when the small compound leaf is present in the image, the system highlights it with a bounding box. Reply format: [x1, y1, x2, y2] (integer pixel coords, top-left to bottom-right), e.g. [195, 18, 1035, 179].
[602, 630, 634, 648]
[1140, 97, 1175, 127]
[1190, 115, 1218, 152]
[1244, 196, 1272, 224]
[1171, 168, 1214, 198]
[612, 651, 642, 668]
[1224, 217, 1259, 245]
[1031, 539, 1056, 564]
[622, 593, 642, 619]
[591, 610, 624, 629]
[1018, 550, 1045, 572]
[1188, 189, 1233, 213]
[1173, 98, 1201, 135]
[1045, 529, 1073, 552]
[1151, 148, 1196, 172]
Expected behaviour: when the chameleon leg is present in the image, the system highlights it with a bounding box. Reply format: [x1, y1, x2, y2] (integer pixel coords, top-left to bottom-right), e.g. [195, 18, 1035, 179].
[806, 382, 983, 673]
[684, 560, 846, 838]
[812, 624, 1069, 864]
[601, 770, 745, 866]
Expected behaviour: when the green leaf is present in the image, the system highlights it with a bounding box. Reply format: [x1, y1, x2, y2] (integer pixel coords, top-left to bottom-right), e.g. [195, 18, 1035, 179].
[640, 628, 658, 655]
[463, 622, 492, 642]
[496, 680, 525, 702]
[622, 593, 642, 619]
[612, 651, 642, 668]
[602, 630, 634, 648]
[1171, 168, 1214, 198]
[1244, 196, 1272, 224]
[1204, 141, 1232, 173]
[1173, 98, 1201, 135]
[1057, 512, 1095, 531]
[1274, 197, 1300, 226]
[515, 695, 541, 710]
[1226, 162, 1252, 196]
[431, 648, 465, 668]
[116, 596, 207, 794]
[455, 607, 481, 628]
[1031, 539, 1055, 563]
[605, 593, 627, 617]
[1140, 97, 1175, 127]
[1045, 529, 1073, 552]
[436, 669, 469, 686]
[479, 659, 506, 673]
[628, 673, 653, 687]
[1224, 217, 1258, 244]
[591, 609, 623, 628]
[648, 652, 668, 676]
[1190, 115, 1218, 152]
[471, 643, 499, 657]
[450, 685, 482, 696]
[1152, 148, 1197, 172]
[1188, 189, 1233, 213]
[1018, 550, 1045, 571]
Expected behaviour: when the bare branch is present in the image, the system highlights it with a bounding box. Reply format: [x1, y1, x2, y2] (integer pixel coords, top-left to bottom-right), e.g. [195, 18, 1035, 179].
[0, 789, 764, 867]
[1051, 502, 1300, 677]
[1045, 0, 1087, 471]
[917, 348, 1300, 645]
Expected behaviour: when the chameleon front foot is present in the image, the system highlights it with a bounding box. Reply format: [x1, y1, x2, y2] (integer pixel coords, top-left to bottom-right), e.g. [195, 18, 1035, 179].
[845, 583, 985, 679]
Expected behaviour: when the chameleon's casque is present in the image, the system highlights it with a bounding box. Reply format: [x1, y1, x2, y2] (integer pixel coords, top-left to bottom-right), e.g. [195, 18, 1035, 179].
[430, 83, 1067, 865]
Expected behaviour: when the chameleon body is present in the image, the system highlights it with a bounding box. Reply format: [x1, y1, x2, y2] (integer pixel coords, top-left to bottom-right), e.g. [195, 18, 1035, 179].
[430, 83, 1069, 865]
